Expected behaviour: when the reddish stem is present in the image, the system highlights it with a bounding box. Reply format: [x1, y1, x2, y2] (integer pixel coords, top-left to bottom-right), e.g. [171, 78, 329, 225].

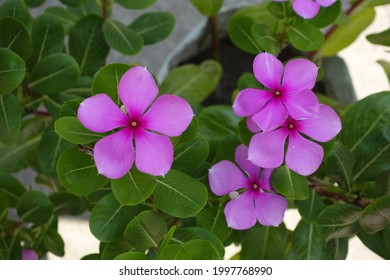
[208, 16, 220, 61]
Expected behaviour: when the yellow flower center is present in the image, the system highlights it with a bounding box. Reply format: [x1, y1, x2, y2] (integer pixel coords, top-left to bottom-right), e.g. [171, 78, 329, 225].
[131, 121, 138, 127]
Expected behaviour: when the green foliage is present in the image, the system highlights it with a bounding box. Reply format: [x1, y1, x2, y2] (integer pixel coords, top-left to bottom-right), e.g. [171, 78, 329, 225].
[0, 48, 25, 95]
[252, 24, 280, 55]
[228, 15, 262, 54]
[49, 192, 85, 216]
[159, 244, 190, 260]
[272, 166, 309, 200]
[190, 0, 223, 16]
[287, 221, 323, 259]
[307, 1, 341, 28]
[196, 207, 232, 241]
[287, 23, 324, 51]
[360, 195, 390, 234]
[116, 0, 156, 10]
[0, 172, 25, 207]
[0, 94, 22, 146]
[17, 190, 53, 224]
[44, 7, 79, 34]
[296, 189, 326, 223]
[0, 0, 33, 29]
[55, 116, 103, 144]
[43, 229, 65, 257]
[367, 28, 390, 46]
[358, 229, 390, 259]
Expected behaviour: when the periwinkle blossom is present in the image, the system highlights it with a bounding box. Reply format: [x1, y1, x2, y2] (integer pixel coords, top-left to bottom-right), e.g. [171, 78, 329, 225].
[209, 145, 287, 230]
[248, 104, 341, 176]
[78, 66, 194, 179]
[233, 53, 320, 132]
[22, 249, 38, 260]
[274, 0, 337, 19]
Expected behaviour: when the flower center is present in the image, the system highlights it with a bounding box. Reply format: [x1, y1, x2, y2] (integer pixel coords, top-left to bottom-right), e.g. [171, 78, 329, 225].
[131, 121, 138, 127]
[252, 183, 258, 189]
[289, 124, 294, 129]
[275, 91, 281, 96]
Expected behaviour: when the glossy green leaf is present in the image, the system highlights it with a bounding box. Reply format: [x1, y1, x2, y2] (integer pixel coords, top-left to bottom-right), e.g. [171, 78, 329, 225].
[228, 15, 262, 54]
[57, 146, 109, 196]
[158, 225, 176, 254]
[208, 134, 240, 164]
[54, 116, 103, 144]
[190, 0, 223, 16]
[307, 1, 341, 28]
[173, 117, 199, 146]
[115, 0, 156, 9]
[16, 190, 53, 224]
[29, 53, 80, 95]
[49, 192, 85, 216]
[376, 170, 390, 197]
[237, 72, 262, 90]
[0, 17, 32, 61]
[112, 168, 156, 205]
[59, 99, 83, 118]
[196, 207, 231, 241]
[0, 0, 33, 29]
[272, 165, 309, 200]
[173, 134, 209, 172]
[0, 94, 22, 146]
[29, 14, 64, 67]
[358, 228, 390, 259]
[183, 240, 219, 260]
[43, 229, 64, 257]
[0, 172, 25, 207]
[296, 189, 326, 223]
[316, 204, 361, 240]
[0, 189, 8, 222]
[24, 0, 46, 7]
[123, 210, 167, 251]
[288, 221, 324, 259]
[360, 195, 390, 234]
[114, 252, 148, 260]
[101, 239, 134, 260]
[44, 7, 80, 34]
[238, 118, 253, 146]
[92, 63, 131, 105]
[367, 28, 390, 46]
[338, 92, 390, 182]
[159, 244, 190, 260]
[160, 60, 222, 105]
[287, 23, 324, 52]
[69, 15, 109, 75]
[153, 170, 208, 218]
[0, 48, 25, 95]
[252, 24, 280, 55]
[266, 1, 291, 19]
[68, 0, 101, 17]
[322, 238, 349, 260]
[129, 12, 175, 44]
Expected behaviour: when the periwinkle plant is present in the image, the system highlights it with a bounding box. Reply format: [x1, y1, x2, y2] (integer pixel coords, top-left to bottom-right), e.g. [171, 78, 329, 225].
[0, 0, 389, 260]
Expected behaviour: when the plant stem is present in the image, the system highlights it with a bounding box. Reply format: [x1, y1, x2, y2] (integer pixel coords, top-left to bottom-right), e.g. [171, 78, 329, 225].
[101, 0, 108, 20]
[208, 16, 220, 61]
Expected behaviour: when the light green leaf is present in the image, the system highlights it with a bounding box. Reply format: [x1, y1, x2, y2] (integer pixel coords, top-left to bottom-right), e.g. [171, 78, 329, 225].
[115, 0, 156, 9]
[272, 165, 309, 200]
[228, 15, 262, 54]
[16, 190, 53, 224]
[55, 116, 103, 144]
[190, 0, 223, 16]
[252, 24, 280, 55]
[0, 94, 22, 146]
[267, 1, 291, 19]
[0, 48, 25, 95]
[287, 23, 324, 52]
[360, 195, 390, 234]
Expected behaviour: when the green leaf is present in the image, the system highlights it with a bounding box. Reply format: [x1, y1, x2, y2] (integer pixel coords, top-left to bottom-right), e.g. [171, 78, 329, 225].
[237, 72, 262, 90]
[55, 116, 103, 144]
[182, 240, 219, 260]
[190, 0, 223, 16]
[0, 17, 32, 61]
[316, 204, 361, 240]
[296, 189, 326, 223]
[360, 195, 390, 234]
[129, 12, 175, 45]
[103, 19, 143, 55]
[376, 170, 390, 197]
[173, 117, 199, 146]
[69, 15, 109, 75]
[252, 24, 280, 55]
[115, 0, 156, 9]
[159, 244, 190, 260]
[49, 192, 85, 216]
[38, 125, 72, 175]
[322, 238, 349, 260]
[158, 225, 176, 254]
[153, 169, 208, 218]
[68, 0, 101, 17]
[80, 253, 101, 260]
[59, 0, 80, 6]
[320, 7, 376, 56]
[238, 118, 253, 146]
[160, 60, 222, 105]
[358, 228, 390, 259]
[196, 207, 232, 241]
[367, 28, 390, 47]
[114, 252, 148, 260]
[24, 0, 46, 7]
[90, 193, 137, 242]
[16, 190, 53, 224]
[0, 48, 25, 95]
[92, 63, 131, 105]
[0, 189, 8, 222]
[111, 168, 156, 205]
[59, 99, 83, 118]
[57, 146, 109, 196]
[288, 221, 324, 259]
[0, 0, 33, 29]
[0, 172, 25, 207]
[123, 210, 167, 251]
[29, 14, 64, 67]
[338, 92, 390, 182]
[241, 224, 289, 260]
[272, 165, 309, 200]
[199, 105, 240, 140]
[267, 1, 291, 19]
[101, 238, 134, 260]
[228, 15, 262, 54]
[287, 23, 324, 52]
[43, 229, 64, 257]
[378, 60, 390, 82]
[44, 7, 80, 34]
[173, 134, 209, 172]
[29, 53, 80, 95]
[307, 1, 341, 28]
[0, 94, 22, 146]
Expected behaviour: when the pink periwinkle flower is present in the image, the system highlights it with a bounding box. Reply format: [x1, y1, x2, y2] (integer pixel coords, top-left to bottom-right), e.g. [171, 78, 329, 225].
[209, 145, 288, 230]
[274, 0, 337, 19]
[22, 249, 38, 260]
[248, 104, 341, 176]
[78, 66, 194, 179]
[233, 53, 320, 133]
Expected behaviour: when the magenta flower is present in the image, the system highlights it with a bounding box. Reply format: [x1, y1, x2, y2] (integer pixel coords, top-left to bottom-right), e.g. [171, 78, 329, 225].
[22, 249, 38, 260]
[233, 53, 320, 132]
[78, 66, 194, 179]
[209, 145, 287, 229]
[274, 0, 337, 19]
[248, 104, 341, 176]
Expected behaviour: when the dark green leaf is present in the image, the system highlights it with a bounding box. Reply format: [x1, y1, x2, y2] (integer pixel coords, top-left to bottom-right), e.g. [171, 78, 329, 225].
[58, 76, 92, 98]
[252, 24, 281, 55]
[238, 118, 253, 146]
[57, 146, 109, 196]
[377, 60, 390, 82]
[69, 15, 109, 75]
[24, 0, 46, 7]
[208, 134, 240, 164]
[101, 239, 134, 260]
[360, 195, 390, 234]
[43, 230, 64, 257]
[0, 17, 32, 61]
[0, 48, 25, 95]
[296, 189, 326, 223]
[129, 12, 175, 44]
[153, 169, 208, 218]
[115, 0, 156, 9]
[44, 7, 80, 34]
[183, 240, 219, 260]
[358, 229, 390, 259]
[111, 168, 156, 205]
[376, 170, 390, 197]
[68, 0, 101, 17]
[123, 210, 167, 251]
[114, 252, 148, 260]
[0, 0, 33, 29]
[59, 0, 80, 6]
[196, 207, 232, 241]
[0, 189, 8, 222]
[49, 192, 85, 216]
[0, 94, 22, 145]
[322, 238, 349, 260]
[190, 0, 223, 16]
[228, 15, 262, 54]
[267, 1, 290, 19]
[316, 204, 361, 240]
[59, 99, 83, 118]
[54, 116, 103, 144]
[272, 165, 309, 200]
[173, 117, 199, 146]
[173, 134, 209, 172]
[158, 225, 176, 254]
[287, 23, 324, 52]
[0, 172, 25, 207]
[367, 28, 390, 46]
[307, 1, 341, 28]
[80, 253, 101, 260]
[237, 72, 262, 90]
[159, 244, 190, 260]
[90, 193, 137, 242]
[17, 190, 53, 224]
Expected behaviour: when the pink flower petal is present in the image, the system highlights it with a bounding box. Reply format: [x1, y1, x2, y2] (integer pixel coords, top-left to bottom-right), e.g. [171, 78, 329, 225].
[233, 88, 273, 117]
[255, 192, 287, 226]
[259, 168, 274, 191]
[118, 66, 158, 118]
[209, 160, 250, 196]
[224, 191, 257, 230]
[282, 58, 318, 94]
[141, 95, 193, 137]
[235, 145, 260, 181]
[283, 89, 320, 120]
[253, 53, 283, 90]
[134, 129, 173, 176]
[248, 129, 289, 168]
[297, 104, 342, 142]
[286, 131, 324, 176]
[292, 0, 321, 19]
[22, 249, 38, 260]
[316, 0, 337, 7]
[252, 98, 288, 132]
[78, 94, 128, 133]
[94, 129, 134, 179]
[246, 117, 261, 133]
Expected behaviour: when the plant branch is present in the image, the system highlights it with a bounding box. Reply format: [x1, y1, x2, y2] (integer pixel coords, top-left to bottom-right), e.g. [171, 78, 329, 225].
[208, 16, 220, 61]
[101, 0, 108, 20]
